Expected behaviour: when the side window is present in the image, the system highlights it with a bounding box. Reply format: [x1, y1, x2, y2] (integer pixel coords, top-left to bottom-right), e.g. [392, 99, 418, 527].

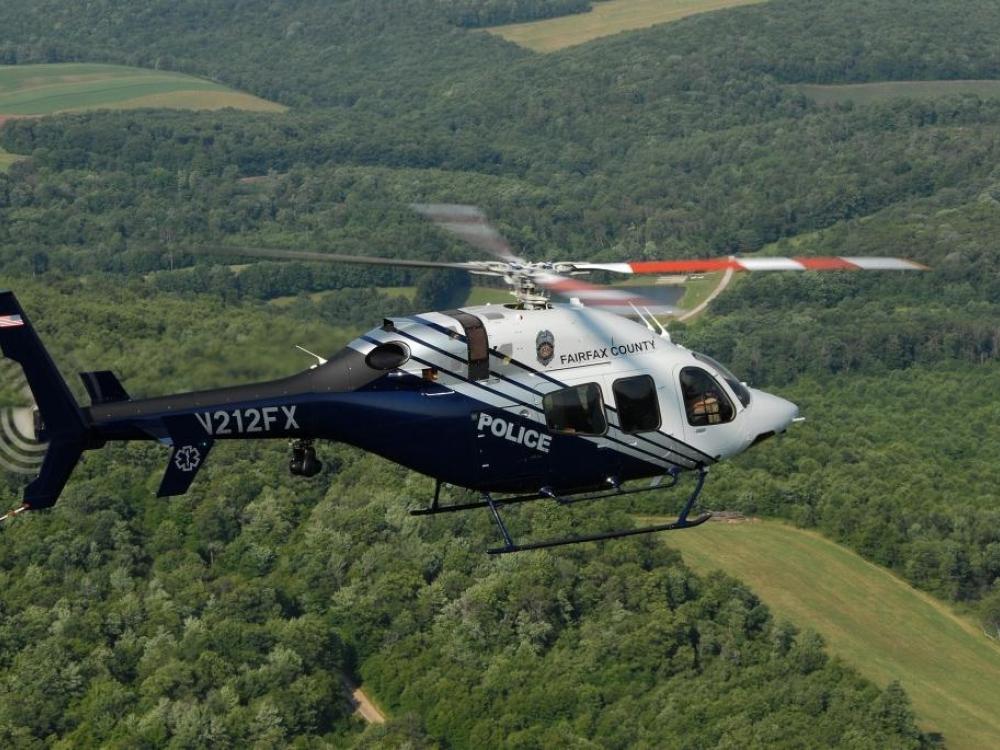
[680, 367, 735, 426]
[543, 382, 607, 436]
[613, 375, 661, 433]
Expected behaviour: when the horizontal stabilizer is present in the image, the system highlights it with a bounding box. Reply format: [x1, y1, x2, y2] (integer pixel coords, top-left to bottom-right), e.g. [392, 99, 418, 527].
[157, 415, 214, 497]
[80, 370, 130, 405]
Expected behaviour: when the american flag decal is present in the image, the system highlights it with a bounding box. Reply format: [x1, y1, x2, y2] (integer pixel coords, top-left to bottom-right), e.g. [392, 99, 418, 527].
[0, 314, 24, 328]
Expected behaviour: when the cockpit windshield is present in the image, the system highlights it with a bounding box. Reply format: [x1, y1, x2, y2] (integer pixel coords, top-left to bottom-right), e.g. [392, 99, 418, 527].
[693, 352, 751, 407]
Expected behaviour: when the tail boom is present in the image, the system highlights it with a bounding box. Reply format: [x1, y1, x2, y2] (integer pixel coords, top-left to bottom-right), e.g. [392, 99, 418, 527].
[0, 301, 382, 513]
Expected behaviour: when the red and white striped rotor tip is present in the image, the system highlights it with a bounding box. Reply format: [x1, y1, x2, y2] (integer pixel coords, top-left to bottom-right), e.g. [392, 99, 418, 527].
[574, 257, 929, 275]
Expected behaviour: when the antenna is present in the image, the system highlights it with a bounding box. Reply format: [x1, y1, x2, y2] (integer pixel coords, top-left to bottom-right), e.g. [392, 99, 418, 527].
[629, 302, 656, 333]
[643, 306, 671, 340]
[295, 345, 328, 368]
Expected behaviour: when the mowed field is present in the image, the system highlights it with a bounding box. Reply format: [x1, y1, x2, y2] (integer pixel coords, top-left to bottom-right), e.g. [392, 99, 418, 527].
[659, 519, 1000, 750]
[792, 79, 1000, 106]
[0, 63, 285, 115]
[488, 0, 768, 52]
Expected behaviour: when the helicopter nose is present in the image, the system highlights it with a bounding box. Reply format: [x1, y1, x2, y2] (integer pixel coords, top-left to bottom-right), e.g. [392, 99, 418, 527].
[746, 389, 799, 446]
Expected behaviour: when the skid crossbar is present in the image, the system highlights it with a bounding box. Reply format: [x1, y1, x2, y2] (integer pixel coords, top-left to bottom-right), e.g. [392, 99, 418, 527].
[487, 511, 711, 554]
[410, 473, 681, 518]
[485, 468, 710, 554]
[409, 469, 710, 554]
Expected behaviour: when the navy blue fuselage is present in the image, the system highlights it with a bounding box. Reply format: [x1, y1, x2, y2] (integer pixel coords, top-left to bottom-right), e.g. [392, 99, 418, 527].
[87, 365, 672, 495]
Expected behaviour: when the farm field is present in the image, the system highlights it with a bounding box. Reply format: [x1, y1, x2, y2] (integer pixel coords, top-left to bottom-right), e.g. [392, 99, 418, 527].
[792, 79, 1000, 106]
[661, 519, 1000, 750]
[488, 0, 768, 52]
[0, 63, 285, 115]
[464, 285, 516, 305]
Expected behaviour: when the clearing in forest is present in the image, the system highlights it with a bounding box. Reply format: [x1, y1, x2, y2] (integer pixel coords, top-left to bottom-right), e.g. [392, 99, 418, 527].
[0, 146, 17, 172]
[660, 519, 1000, 750]
[0, 63, 285, 116]
[792, 80, 1000, 106]
[488, 0, 768, 52]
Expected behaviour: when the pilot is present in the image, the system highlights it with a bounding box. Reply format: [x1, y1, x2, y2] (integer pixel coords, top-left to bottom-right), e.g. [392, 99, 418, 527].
[691, 393, 722, 424]
[681, 369, 722, 425]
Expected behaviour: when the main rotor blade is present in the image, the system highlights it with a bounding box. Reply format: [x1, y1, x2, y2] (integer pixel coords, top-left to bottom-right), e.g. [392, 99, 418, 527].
[533, 272, 680, 317]
[411, 204, 523, 264]
[199, 245, 481, 271]
[573, 256, 929, 274]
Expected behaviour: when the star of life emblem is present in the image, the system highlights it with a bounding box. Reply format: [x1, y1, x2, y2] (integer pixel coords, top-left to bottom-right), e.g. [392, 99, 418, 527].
[174, 445, 201, 472]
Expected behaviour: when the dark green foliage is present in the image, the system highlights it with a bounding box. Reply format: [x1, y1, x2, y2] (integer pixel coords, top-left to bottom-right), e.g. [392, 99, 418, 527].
[441, 0, 592, 28]
[359, 548, 926, 748]
[0, 277, 936, 747]
[982, 589, 1000, 642]
[4, 97, 1000, 279]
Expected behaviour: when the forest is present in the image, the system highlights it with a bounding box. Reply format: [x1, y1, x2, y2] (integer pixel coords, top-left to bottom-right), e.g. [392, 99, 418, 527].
[1, 0, 999, 746]
[0, 280, 932, 748]
[440, 0, 593, 28]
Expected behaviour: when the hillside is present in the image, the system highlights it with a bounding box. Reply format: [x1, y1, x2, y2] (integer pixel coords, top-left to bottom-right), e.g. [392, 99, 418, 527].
[663, 519, 1000, 750]
[0, 63, 283, 172]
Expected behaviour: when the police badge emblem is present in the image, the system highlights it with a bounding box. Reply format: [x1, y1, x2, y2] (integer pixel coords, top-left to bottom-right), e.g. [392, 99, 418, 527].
[536, 330, 555, 366]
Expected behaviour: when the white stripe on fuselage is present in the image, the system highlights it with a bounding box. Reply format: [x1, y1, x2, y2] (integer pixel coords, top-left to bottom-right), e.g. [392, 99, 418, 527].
[405, 314, 710, 465]
[355, 322, 700, 471]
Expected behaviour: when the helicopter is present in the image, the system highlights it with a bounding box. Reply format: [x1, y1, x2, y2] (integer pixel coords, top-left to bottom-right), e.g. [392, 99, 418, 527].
[0, 205, 927, 553]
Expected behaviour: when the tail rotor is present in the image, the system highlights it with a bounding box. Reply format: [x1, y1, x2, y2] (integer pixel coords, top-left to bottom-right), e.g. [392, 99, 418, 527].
[0, 358, 46, 476]
[0, 292, 93, 521]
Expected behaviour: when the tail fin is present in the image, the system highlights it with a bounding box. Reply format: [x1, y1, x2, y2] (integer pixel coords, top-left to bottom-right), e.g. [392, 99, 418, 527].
[80, 370, 129, 405]
[0, 292, 90, 509]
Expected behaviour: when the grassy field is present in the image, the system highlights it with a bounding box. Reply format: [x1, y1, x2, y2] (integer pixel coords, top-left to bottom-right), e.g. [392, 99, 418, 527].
[792, 80, 1000, 106]
[0, 63, 285, 115]
[677, 271, 722, 310]
[658, 519, 1000, 750]
[489, 0, 768, 52]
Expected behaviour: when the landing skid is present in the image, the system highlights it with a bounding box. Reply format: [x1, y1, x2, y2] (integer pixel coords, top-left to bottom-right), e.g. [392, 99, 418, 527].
[411, 468, 711, 554]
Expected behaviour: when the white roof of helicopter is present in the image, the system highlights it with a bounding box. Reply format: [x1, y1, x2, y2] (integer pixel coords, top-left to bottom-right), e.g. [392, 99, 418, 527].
[349, 301, 698, 391]
[426, 301, 692, 378]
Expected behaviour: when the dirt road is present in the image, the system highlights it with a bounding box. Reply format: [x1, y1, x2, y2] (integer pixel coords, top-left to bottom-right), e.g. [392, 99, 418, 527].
[343, 676, 386, 724]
